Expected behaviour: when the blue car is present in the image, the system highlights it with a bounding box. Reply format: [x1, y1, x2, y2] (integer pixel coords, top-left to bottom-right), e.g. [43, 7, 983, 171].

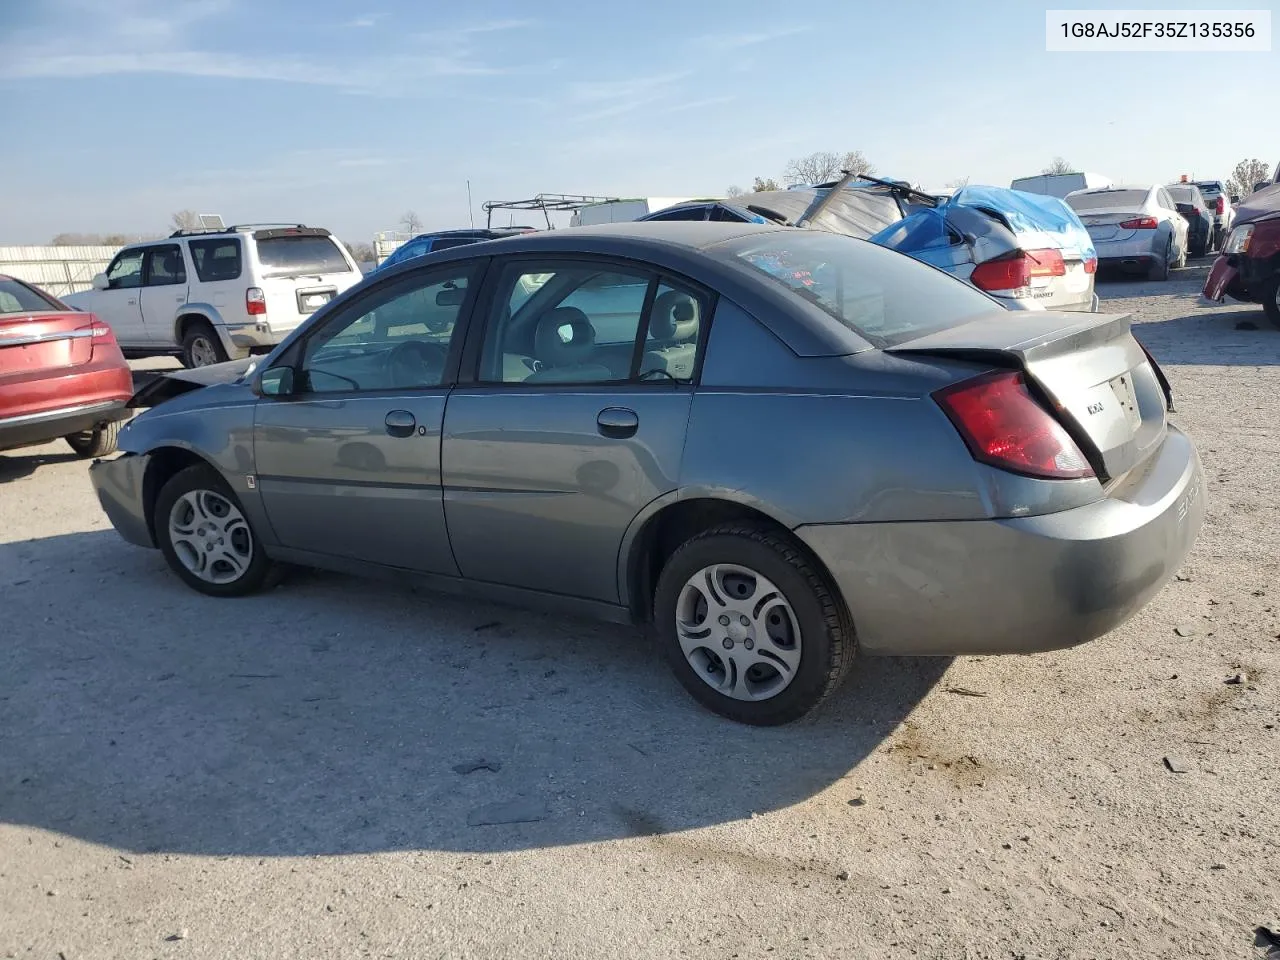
[376, 228, 535, 273]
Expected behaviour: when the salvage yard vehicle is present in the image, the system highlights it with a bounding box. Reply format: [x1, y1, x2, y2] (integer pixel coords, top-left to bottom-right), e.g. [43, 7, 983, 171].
[63, 224, 362, 369]
[1191, 179, 1235, 250]
[1010, 171, 1112, 199]
[0, 275, 133, 458]
[374, 227, 536, 273]
[1167, 183, 1214, 257]
[1065, 185, 1189, 280]
[1202, 181, 1280, 328]
[91, 223, 1205, 725]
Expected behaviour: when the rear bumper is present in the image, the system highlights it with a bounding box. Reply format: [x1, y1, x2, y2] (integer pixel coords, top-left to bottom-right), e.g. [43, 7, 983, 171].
[796, 426, 1205, 656]
[0, 399, 130, 452]
[218, 321, 289, 354]
[89, 451, 155, 547]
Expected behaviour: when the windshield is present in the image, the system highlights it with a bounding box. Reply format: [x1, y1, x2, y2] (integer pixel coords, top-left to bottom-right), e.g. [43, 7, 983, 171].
[0, 278, 62, 314]
[255, 236, 353, 277]
[1066, 190, 1148, 211]
[725, 231, 997, 348]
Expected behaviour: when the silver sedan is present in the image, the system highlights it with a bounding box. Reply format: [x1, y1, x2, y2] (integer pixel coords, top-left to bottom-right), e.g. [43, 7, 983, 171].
[1066, 184, 1189, 280]
[91, 223, 1205, 725]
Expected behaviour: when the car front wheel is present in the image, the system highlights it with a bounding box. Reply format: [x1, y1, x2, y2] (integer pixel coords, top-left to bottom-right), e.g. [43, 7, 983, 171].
[154, 464, 276, 596]
[1263, 277, 1280, 330]
[653, 522, 855, 725]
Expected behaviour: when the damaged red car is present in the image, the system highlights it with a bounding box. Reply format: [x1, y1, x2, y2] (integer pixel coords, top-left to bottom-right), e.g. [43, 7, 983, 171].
[1202, 171, 1280, 328]
[0, 275, 134, 458]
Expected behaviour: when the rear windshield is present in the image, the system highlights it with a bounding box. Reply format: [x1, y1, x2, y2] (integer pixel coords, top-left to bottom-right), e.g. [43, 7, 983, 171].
[255, 236, 352, 277]
[1193, 182, 1223, 196]
[725, 232, 996, 348]
[1167, 186, 1198, 204]
[1066, 190, 1148, 210]
[0, 278, 61, 314]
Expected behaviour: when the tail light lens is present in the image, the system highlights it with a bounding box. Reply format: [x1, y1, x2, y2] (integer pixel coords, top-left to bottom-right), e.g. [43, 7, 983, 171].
[246, 287, 266, 316]
[934, 370, 1095, 480]
[1024, 248, 1066, 278]
[1083, 256, 1098, 274]
[1214, 197, 1224, 215]
[1119, 216, 1158, 230]
[970, 248, 1065, 293]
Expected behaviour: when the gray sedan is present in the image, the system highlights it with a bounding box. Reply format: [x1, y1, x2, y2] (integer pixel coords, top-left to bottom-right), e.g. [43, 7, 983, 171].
[91, 223, 1205, 725]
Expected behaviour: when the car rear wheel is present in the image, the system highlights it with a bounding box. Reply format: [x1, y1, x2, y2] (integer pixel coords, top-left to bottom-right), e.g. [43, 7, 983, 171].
[65, 420, 121, 458]
[1263, 277, 1280, 330]
[181, 322, 228, 369]
[1148, 241, 1171, 281]
[653, 522, 855, 725]
[155, 464, 276, 597]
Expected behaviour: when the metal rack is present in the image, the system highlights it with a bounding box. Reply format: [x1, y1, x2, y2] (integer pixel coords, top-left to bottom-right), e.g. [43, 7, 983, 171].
[481, 194, 619, 229]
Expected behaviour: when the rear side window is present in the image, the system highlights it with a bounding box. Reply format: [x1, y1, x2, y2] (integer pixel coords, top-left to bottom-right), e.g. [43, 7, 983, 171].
[0, 278, 61, 314]
[725, 231, 996, 348]
[188, 239, 243, 282]
[255, 236, 352, 277]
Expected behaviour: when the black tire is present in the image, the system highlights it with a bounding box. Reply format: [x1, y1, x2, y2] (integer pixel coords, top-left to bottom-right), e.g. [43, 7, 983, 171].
[1148, 241, 1171, 281]
[181, 321, 228, 369]
[154, 463, 276, 597]
[65, 420, 121, 458]
[1262, 277, 1280, 331]
[653, 522, 855, 726]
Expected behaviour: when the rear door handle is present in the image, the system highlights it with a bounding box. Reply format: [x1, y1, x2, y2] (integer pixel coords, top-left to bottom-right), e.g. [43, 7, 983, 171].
[385, 409, 416, 438]
[597, 407, 638, 439]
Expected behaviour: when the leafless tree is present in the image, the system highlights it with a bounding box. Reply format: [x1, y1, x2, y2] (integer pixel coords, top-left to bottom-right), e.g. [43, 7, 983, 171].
[944, 176, 970, 190]
[170, 209, 201, 232]
[344, 241, 375, 263]
[399, 210, 424, 234]
[1042, 157, 1075, 175]
[782, 151, 874, 187]
[752, 177, 780, 193]
[725, 185, 746, 198]
[1227, 158, 1272, 198]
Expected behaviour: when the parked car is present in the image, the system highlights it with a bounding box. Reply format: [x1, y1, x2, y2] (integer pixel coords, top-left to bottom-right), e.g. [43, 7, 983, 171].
[1201, 181, 1280, 328]
[375, 228, 536, 273]
[1166, 183, 1214, 257]
[0, 275, 133, 458]
[1010, 172, 1113, 198]
[571, 198, 700, 225]
[63, 224, 362, 369]
[1065, 185, 1189, 280]
[1190, 180, 1235, 249]
[870, 186, 1099, 312]
[90, 223, 1204, 725]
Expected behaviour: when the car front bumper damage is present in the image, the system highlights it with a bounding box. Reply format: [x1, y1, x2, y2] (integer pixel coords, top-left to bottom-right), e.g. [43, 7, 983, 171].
[89, 451, 155, 548]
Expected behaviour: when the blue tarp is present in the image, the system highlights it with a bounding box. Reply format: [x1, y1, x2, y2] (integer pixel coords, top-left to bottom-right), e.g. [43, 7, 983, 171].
[869, 185, 1096, 261]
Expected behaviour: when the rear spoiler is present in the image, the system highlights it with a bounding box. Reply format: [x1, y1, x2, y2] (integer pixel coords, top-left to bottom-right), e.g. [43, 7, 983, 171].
[253, 226, 332, 241]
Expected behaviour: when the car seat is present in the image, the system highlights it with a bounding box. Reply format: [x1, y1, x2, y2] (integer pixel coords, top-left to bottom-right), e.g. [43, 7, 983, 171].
[640, 290, 700, 380]
[525, 307, 613, 383]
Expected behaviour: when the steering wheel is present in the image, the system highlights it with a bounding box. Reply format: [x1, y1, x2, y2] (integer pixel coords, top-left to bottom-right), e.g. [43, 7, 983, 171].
[386, 339, 447, 388]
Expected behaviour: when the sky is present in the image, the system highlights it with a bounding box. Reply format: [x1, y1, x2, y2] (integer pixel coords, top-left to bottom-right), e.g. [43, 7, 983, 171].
[2, 0, 1275, 245]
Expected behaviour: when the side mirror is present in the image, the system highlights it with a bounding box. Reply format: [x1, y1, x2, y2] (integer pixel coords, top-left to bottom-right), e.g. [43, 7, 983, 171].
[255, 365, 295, 397]
[92, 273, 109, 291]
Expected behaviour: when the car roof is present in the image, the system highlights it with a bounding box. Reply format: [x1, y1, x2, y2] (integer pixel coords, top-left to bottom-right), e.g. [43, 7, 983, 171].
[470, 220, 790, 253]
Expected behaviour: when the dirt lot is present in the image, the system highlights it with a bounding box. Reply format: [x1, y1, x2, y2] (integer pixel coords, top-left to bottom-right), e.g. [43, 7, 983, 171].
[2, 262, 1277, 960]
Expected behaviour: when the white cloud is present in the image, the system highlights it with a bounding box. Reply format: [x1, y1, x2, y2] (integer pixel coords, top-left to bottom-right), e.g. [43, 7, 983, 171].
[692, 26, 811, 49]
[345, 15, 381, 28]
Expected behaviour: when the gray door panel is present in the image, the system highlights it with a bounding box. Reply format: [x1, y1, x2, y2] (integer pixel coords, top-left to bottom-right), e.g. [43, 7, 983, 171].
[442, 387, 692, 602]
[254, 393, 456, 573]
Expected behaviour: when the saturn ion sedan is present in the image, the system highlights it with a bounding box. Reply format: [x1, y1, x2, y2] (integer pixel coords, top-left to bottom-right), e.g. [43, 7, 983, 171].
[90, 223, 1205, 725]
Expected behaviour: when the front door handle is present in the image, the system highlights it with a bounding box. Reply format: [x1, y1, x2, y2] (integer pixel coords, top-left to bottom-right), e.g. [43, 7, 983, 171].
[385, 409, 416, 438]
[597, 407, 639, 439]
[126, 298, 137, 305]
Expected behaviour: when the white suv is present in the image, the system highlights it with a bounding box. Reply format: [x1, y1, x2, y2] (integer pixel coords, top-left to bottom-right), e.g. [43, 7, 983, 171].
[64, 224, 362, 368]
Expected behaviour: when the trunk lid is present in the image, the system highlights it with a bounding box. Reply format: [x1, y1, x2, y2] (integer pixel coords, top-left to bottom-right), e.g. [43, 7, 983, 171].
[0, 310, 97, 381]
[1077, 211, 1144, 243]
[887, 310, 1168, 480]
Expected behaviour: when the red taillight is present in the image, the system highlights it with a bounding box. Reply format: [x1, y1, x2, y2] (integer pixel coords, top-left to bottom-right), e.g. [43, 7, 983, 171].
[1024, 248, 1066, 278]
[1083, 256, 1098, 274]
[970, 251, 1030, 292]
[1213, 197, 1224, 215]
[1119, 216, 1158, 230]
[246, 287, 266, 316]
[934, 370, 1095, 480]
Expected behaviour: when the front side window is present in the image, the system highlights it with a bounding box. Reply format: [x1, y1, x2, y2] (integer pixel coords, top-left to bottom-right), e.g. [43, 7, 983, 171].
[106, 249, 144, 289]
[188, 239, 243, 282]
[294, 266, 475, 394]
[144, 245, 187, 286]
[480, 261, 706, 384]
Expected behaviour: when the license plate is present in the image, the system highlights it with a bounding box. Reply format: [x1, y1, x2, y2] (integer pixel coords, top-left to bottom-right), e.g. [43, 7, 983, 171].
[1109, 374, 1141, 430]
[298, 290, 334, 313]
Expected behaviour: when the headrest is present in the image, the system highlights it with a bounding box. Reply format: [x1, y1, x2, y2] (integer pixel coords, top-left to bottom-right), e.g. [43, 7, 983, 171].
[649, 290, 699, 341]
[535, 307, 595, 366]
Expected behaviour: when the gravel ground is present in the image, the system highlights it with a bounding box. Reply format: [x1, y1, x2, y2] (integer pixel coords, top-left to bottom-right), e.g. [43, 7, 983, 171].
[2, 263, 1277, 960]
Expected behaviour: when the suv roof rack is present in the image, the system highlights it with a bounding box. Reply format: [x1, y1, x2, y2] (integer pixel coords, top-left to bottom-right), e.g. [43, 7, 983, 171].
[482, 193, 619, 228]
[168, 222, 315, 238]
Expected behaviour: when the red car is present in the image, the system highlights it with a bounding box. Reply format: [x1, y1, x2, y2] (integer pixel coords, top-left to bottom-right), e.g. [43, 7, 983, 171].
[0, 275, 134, 458]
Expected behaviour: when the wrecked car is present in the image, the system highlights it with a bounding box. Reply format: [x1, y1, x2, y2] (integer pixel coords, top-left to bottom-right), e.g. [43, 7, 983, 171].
[1201, 181, 1280, 328]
